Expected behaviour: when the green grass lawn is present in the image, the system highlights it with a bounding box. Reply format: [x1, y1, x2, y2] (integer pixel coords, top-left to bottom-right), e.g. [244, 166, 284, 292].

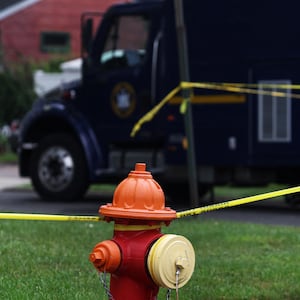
[1, 151, 299, 298]
[1, 218, 300, 299]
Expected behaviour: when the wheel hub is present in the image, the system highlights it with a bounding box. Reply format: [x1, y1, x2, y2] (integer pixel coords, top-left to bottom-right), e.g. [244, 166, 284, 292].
[38, 146, 74, 192]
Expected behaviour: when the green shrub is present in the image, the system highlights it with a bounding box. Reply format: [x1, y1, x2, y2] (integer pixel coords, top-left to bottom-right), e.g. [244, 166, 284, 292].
[0, 64, 36, 125]
[0, 133, 8, 153]
[0, 58, 69, 125]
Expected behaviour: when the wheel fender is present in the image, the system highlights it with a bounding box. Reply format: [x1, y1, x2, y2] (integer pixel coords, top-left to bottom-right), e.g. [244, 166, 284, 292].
[20, 102, 104, 181]
[70, 117, 104, 181]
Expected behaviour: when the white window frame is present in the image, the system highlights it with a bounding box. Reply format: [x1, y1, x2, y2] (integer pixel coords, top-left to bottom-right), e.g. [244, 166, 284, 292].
[258, 79, 291, 142]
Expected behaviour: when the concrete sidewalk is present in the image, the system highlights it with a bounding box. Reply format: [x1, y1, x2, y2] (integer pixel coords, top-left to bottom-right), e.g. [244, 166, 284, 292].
[0, 164, 30, 190]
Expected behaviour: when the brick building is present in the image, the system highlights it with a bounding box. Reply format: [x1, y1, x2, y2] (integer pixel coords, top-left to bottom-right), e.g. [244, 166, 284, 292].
[0, 0, 121, 64]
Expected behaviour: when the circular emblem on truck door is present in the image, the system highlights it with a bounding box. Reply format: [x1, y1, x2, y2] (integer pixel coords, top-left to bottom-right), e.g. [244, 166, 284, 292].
[111, 82, 136, 118]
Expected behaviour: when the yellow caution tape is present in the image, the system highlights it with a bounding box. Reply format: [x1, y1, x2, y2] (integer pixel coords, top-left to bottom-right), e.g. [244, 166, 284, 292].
[179, 97, 188, 114]
[181, 81, 300, 99]
[212, 82, 300, 89]
[131, 81, 300, 137]
[0, 213, 104, 222]
[1, 185, 300, 222]
[176, 185, 300, 218]
[130, 85, 181, 137]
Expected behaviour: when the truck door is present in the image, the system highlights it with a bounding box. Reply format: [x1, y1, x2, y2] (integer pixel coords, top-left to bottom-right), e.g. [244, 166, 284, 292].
[81, 7, 163, 170]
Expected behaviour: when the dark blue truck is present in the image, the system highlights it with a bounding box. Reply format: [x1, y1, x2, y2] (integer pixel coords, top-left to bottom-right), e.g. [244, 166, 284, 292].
[19, 0, 300, 202]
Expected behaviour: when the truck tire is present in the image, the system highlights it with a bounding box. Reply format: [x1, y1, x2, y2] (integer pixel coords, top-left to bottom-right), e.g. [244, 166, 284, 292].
[30, 133, 89, 201]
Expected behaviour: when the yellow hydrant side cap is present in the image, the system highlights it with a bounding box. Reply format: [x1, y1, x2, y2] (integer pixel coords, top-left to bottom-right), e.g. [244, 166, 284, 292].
[147, 234, 195, 289]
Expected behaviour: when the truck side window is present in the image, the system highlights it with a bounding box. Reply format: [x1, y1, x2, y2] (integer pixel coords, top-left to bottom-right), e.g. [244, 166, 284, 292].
[100, 15, 149, 70]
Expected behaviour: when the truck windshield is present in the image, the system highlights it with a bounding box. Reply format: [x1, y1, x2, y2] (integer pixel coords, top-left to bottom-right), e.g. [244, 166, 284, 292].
[100, 15, 149, 70]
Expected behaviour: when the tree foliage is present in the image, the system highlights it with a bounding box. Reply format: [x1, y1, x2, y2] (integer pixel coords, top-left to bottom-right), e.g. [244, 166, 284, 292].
[0, 64, 36, 125]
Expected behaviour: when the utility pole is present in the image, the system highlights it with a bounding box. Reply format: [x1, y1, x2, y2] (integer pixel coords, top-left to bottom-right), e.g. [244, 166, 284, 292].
[174, 0, 199, 207]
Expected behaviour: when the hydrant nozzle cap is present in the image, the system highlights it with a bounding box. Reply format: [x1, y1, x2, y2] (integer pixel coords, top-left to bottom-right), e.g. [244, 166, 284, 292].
[147, 234, 195, 289]
[100, 163, 176, 221]
[89, 240, 121, 273]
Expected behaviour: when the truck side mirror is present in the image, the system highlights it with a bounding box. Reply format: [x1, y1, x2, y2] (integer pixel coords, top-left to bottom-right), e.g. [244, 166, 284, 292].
[81, 18, 93, 56]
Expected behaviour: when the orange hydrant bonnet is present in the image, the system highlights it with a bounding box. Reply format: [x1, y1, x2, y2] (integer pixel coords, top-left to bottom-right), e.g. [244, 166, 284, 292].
[100, 163, 177, 221]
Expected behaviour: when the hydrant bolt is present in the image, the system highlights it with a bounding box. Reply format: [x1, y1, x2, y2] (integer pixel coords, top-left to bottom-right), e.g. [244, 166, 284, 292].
[89, 252, 104, 266]
[176, 257, 189, 270]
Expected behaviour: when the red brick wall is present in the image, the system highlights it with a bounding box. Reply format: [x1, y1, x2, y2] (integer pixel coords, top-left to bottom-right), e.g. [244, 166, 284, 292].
[0, 0, 123, 63]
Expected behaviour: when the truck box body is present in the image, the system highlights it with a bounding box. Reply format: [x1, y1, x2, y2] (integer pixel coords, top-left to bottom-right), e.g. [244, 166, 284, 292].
[163, 0, 300, 165]
[19, 0, 300, 201]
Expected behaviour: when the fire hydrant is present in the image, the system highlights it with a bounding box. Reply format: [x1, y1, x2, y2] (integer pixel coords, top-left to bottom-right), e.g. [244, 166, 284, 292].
[89, 163, 195, 300]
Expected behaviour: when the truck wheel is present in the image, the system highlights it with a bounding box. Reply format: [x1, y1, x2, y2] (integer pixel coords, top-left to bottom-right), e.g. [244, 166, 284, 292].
[30, 133, 89, 201]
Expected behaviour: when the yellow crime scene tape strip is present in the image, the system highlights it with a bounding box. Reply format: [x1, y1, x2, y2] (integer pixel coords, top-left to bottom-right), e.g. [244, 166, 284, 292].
[181, 81, 300, 99]
[0, 185, 300, 221]
[0, 213, 104, 222]
[176, 185, 300, 218]
[131, 81, 300, 137]
[130, 85, 181, 137]
[216, 82, 300, 89]
[128, 81, 300, 218]
[0, 81, 299, 222]
[1, 81, 299, 222]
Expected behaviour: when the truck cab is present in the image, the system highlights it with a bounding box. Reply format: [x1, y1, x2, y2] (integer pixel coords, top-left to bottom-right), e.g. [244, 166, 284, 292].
[19, 1, 175, 201]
